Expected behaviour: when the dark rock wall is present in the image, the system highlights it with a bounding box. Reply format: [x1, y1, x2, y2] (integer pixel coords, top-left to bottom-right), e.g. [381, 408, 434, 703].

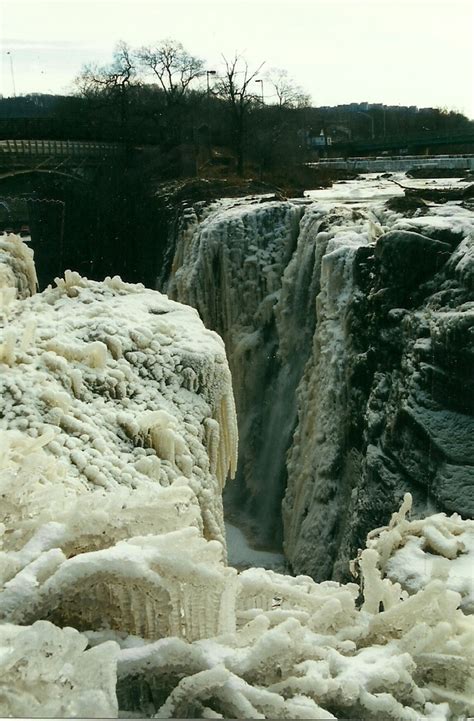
[285, 217, 474, 581]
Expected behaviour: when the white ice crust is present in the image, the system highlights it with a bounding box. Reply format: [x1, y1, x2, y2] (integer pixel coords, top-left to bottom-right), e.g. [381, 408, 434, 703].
[0, 232, 37, 310]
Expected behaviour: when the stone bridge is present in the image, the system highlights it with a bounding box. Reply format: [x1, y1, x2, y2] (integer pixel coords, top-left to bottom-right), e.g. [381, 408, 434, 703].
[0, 139, 123, 180]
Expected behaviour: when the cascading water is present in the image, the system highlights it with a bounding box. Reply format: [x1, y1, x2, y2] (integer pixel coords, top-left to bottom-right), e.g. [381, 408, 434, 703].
[165, 197, 305, 549]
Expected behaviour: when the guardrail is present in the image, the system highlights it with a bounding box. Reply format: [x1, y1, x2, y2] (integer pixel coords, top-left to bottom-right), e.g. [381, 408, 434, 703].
[332, 133, 474, 154]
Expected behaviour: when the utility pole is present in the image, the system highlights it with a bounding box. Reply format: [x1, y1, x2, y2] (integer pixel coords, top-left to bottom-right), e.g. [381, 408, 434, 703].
[254, 79, 265, 179]
[6, 51, 16, 96]
[206, 69, 216, 96]
[206, 69, 216, 126]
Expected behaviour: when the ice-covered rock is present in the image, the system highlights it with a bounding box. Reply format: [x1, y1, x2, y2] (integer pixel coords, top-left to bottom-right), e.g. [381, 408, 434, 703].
[1, 526, 238, 641]
[0, 620, 118, 718]
[0, 239, 239, 716]
[166, 197, 304, 545]
[114, 500, 474, 719]
[0, 232, 37, 309]
[0, 259, 237, 557]
[1, 225, 473, 720]
[374, 228, 452, 289]
[364, 493, 474, 614]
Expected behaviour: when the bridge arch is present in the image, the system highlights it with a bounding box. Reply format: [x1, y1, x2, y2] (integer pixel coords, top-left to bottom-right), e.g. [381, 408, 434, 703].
[0, 168, 90, 184]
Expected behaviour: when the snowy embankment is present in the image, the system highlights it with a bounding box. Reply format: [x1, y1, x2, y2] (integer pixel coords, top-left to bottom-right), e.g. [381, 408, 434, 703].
[0, 233, 473, 719]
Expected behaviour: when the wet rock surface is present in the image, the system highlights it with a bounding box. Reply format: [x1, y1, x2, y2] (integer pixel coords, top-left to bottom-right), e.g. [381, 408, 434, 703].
[375, 229, 451, 288]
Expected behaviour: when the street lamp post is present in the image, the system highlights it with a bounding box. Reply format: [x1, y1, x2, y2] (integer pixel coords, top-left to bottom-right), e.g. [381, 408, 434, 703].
[6, 51, 16, 97]
[254, 79, 265, 179]
[255, 79, 264, 104]
[206, 69, 216, 95]
[205, 70, 217, 164]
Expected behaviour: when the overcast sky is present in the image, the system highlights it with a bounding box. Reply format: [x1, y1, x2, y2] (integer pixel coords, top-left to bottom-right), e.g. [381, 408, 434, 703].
[1, 0, 473, 117]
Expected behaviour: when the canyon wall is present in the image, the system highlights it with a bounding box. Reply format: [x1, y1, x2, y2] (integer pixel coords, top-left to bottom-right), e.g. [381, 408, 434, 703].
[164, 180, 474, 579]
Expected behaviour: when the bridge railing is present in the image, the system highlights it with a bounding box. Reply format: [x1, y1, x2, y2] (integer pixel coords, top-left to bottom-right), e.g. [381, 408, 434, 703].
[311, 153, 474, 163]
[0, 139, 122, 163]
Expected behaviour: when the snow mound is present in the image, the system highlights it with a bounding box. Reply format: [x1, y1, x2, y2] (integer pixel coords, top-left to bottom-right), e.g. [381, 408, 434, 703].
[0, 620, 118, 718]
[365, 493, 474, 613]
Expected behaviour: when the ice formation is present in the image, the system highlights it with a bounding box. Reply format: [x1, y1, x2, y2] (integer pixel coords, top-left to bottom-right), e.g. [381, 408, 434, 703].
[166, 197, 309, 543]
[0, 621, 118, 717]
[3, 440, 473, 720]
[364, 493, 474, 614]
[0, 246, 237, 714]
[91, 497, 474, 720]
[0, 232, 37, 311]
[1, 217, 473, 718]
[0, 266, 237, 553]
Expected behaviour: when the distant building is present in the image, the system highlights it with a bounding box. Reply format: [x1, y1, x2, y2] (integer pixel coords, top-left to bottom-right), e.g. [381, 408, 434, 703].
[307, 129, 333, 148]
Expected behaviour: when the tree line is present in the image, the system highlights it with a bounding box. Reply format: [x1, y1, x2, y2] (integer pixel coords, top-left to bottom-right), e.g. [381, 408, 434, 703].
[1, 38, 473, 180]
[63, 40, 310, 177]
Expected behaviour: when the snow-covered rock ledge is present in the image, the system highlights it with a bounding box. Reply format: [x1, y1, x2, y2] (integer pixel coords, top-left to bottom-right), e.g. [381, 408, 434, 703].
[0, 258, 237, 552]
[1, 238, 473, 719]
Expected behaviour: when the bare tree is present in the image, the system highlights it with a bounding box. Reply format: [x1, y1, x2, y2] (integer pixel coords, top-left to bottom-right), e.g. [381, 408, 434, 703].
[137, 39, 204, 106]
[78, 41, 135, 90]
[265, 67, 310, 109]
[76, 41, 137, 139]
[215, 54, 264, 175]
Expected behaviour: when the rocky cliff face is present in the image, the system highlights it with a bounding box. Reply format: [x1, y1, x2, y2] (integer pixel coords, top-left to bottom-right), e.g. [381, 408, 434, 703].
[284, 209, 474, 581]
[165, 196, 305, 545]
[164, 177, 474, 579]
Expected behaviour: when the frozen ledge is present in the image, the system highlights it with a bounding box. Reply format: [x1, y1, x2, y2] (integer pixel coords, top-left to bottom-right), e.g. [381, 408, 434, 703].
[0, 250, 238, 559]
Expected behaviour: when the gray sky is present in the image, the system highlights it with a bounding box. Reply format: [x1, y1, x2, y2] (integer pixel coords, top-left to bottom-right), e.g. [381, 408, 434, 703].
[2, 0, 473, 117]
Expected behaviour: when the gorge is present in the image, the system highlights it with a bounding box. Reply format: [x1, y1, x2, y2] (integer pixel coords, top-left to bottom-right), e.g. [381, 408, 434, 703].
[0, 173, 473, 719]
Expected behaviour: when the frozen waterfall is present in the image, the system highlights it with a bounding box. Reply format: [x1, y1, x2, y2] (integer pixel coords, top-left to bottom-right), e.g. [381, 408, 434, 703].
[164, 175, 474, 579]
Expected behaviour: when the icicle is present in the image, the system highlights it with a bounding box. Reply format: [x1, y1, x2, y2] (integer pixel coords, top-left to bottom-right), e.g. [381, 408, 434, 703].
[0, 234, 37, 298]
[0, 330, 16, 365]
